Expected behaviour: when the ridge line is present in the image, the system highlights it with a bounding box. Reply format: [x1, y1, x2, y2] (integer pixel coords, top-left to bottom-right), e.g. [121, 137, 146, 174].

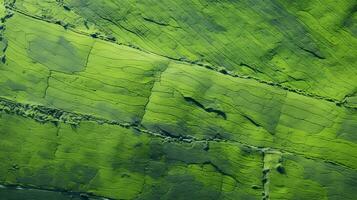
[4, 6, 355, 110]
[0, 96, 355, 170]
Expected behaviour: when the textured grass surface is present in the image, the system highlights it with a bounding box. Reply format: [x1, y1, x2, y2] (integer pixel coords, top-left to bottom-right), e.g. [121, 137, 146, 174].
[0, 0, 356, 199]
[0, 113, 263, 199]
[11, 0, 357, 101]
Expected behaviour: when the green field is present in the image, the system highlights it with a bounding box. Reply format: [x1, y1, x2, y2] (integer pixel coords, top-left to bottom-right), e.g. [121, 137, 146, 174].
[0, 0, 356, 199]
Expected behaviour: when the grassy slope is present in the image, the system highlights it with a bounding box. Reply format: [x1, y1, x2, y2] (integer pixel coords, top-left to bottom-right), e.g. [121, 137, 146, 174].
[0, 113, 263, 200]
[266, 152, 357, 200]
[11, 0, 357, 101]
[0, 0, 356, 199]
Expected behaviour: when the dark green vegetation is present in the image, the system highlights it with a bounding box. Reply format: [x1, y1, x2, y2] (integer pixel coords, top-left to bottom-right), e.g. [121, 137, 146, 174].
[0, 0, 356, 199]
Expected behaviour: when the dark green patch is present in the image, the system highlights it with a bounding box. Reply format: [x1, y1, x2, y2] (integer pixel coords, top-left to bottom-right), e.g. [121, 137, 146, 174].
[28, 36, 86, 73]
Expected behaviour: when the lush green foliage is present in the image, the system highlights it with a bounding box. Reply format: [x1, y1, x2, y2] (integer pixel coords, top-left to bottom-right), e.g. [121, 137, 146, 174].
[0, 0, 356, 199]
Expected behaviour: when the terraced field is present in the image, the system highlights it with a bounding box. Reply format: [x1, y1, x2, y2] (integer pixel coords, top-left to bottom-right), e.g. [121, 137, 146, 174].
[0, 0, 356, 199]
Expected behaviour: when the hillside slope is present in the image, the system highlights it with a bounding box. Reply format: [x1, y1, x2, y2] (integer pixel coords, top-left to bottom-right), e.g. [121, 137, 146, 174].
[0, 0, 356, 199]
